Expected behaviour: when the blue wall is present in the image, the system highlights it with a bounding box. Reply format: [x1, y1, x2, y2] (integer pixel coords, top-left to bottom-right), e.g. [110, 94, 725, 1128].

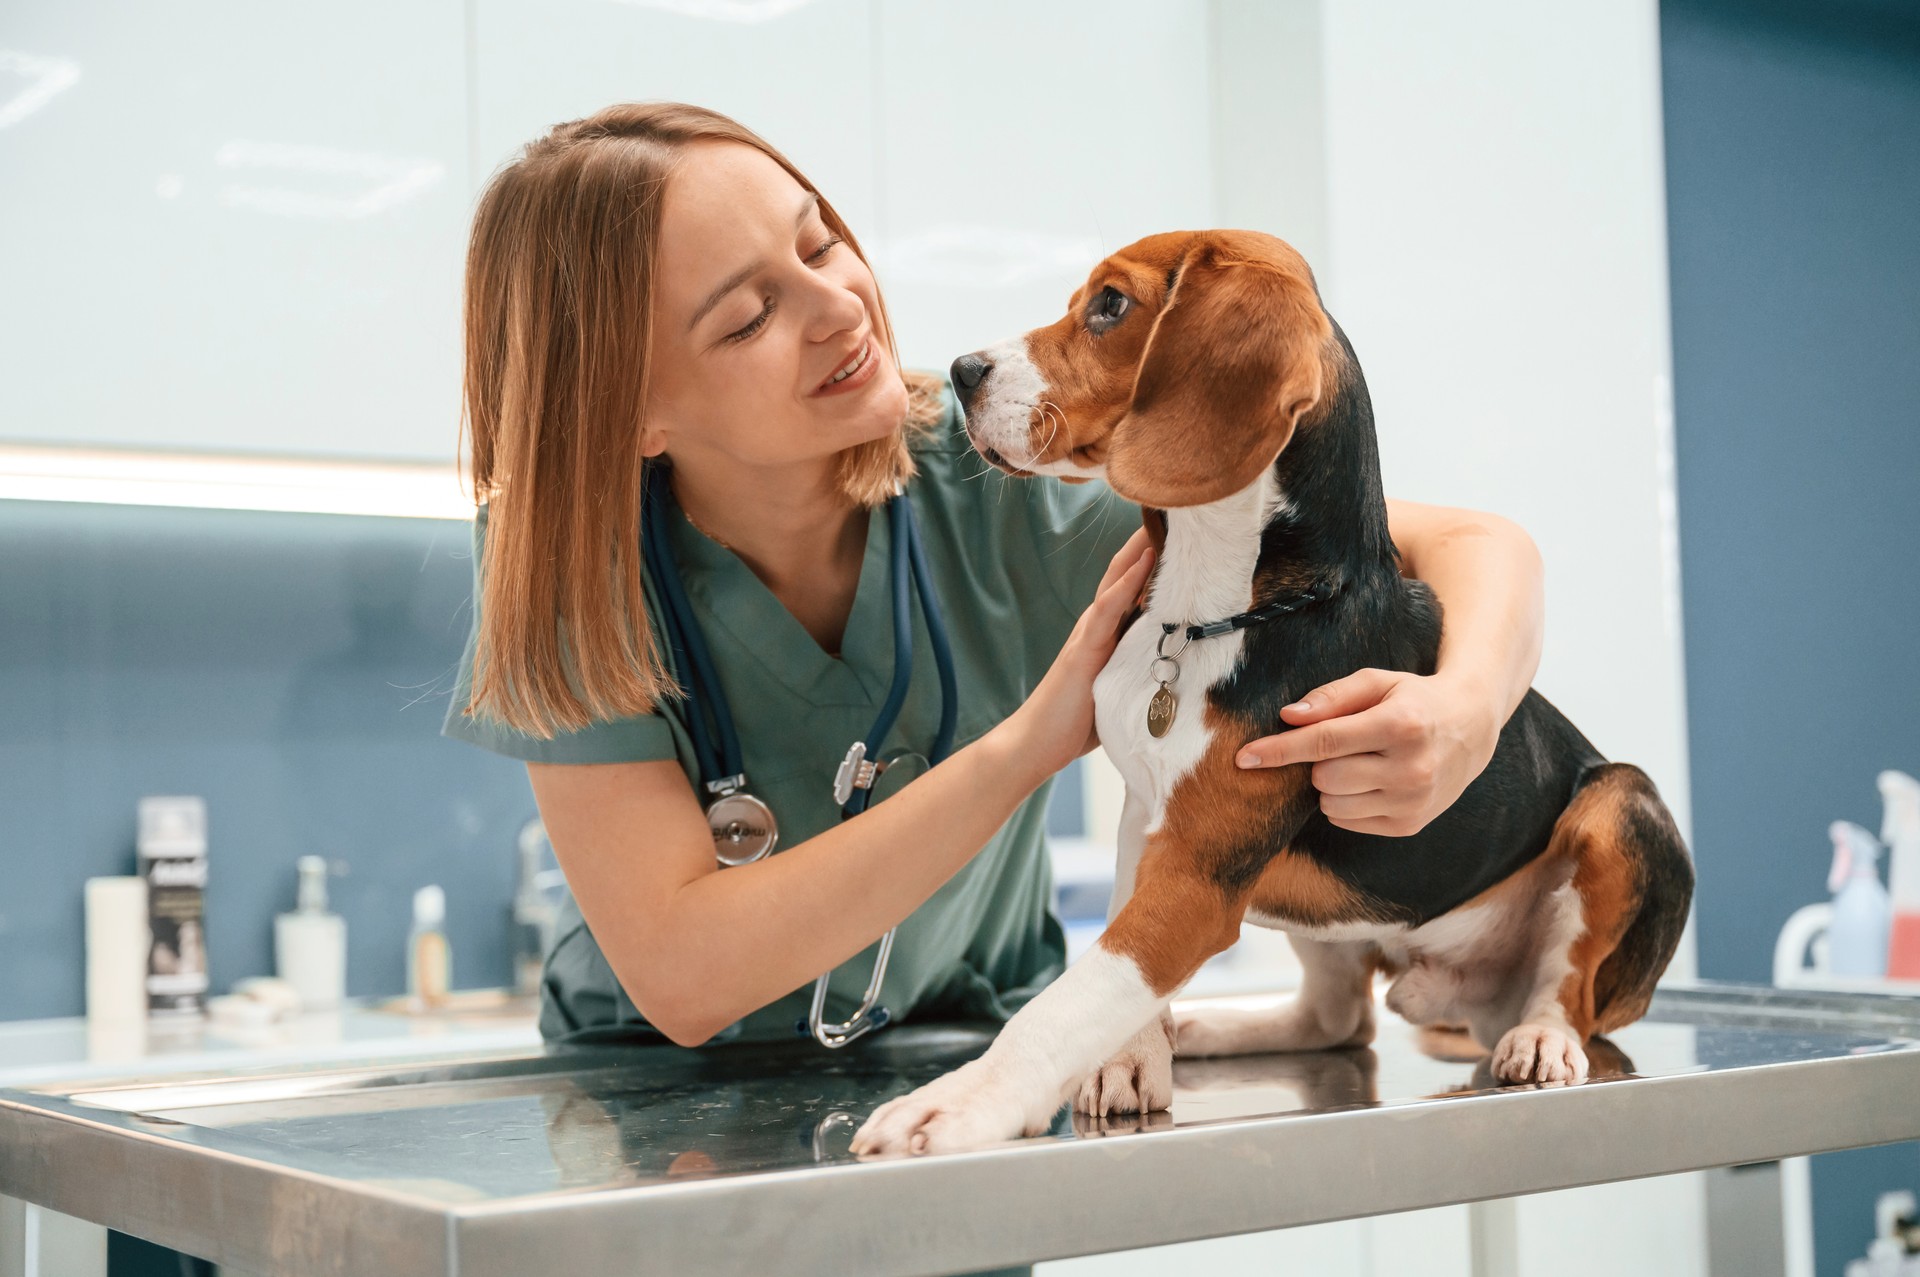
[1661, 1, 1920, 1271]
[0, 499, 1088, 1024]
[0, 501, 537, 1018]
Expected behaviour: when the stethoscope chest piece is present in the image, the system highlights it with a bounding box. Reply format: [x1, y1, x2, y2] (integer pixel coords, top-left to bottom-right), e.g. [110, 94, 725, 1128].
[706, 784, 778, 866]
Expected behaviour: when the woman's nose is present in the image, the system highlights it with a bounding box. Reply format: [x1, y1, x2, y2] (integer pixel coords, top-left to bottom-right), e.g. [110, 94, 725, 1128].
[950, 353, 993, 409]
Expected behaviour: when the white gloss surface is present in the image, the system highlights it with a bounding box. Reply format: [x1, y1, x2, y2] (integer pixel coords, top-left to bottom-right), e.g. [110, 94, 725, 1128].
[3, 1, 1214, 466]
[0, 993, 539, 1088]
[1, 0, 471, 462]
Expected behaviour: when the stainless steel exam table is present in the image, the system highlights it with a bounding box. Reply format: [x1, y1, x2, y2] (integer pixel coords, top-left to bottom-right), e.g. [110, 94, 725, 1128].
[2, 983, 1917, 1277]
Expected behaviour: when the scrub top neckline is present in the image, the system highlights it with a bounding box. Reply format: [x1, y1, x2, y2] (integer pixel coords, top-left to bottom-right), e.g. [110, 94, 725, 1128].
[664, 486, 900, 710]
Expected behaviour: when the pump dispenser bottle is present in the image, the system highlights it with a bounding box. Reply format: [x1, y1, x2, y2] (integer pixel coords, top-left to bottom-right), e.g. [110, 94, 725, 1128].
[275, 856, 346, 1011]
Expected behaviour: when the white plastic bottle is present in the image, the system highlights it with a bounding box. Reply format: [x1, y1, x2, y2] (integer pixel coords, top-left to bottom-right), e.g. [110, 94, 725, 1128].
[274, 856, 346, 1011]
[1880, 770, 1920, 978]
[1828, 820, 1892, 978]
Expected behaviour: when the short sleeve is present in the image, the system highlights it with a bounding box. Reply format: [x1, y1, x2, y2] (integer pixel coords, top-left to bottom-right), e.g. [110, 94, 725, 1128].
[439, 507, 684, 765]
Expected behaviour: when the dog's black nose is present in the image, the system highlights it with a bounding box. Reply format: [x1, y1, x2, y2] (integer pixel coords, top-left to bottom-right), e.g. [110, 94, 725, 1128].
[950, 353, 992, 409]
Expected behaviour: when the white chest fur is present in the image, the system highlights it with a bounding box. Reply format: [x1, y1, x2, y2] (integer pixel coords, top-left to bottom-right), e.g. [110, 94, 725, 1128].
[1092, 470, 1286, 837]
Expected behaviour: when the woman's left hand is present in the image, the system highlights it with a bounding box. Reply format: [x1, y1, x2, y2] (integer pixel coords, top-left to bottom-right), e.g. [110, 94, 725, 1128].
[1233, 668, 1503, 837]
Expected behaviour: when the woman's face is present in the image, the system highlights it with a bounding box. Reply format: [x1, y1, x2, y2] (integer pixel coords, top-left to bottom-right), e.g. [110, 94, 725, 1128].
[643, 141, 907, 474]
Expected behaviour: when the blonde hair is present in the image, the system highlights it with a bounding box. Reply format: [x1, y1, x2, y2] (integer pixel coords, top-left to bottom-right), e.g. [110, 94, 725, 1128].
[459, 101, 945, 738]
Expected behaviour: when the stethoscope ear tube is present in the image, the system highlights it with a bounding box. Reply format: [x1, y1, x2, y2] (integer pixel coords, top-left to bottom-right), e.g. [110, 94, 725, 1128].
[643, 465, 739, 787]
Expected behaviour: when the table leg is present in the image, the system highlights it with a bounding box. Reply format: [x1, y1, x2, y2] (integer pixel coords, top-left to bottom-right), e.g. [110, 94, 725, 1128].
[1467, 1197, 1519, 1277]
[0, 1194, 107, 1277]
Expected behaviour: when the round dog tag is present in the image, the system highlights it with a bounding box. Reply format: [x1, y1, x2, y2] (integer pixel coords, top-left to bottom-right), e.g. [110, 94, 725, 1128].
[708, 792, 778, 866]
[1147, 685, 1177, 738]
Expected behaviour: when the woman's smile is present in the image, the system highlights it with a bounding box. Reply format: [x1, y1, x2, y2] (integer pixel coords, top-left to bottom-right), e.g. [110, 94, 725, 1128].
[813, 336, 879, 397]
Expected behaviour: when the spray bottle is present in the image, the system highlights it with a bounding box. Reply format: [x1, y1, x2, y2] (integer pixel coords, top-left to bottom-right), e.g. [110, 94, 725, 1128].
[1880, 770, 1920, 978]
[1827, 820, 1892, 978]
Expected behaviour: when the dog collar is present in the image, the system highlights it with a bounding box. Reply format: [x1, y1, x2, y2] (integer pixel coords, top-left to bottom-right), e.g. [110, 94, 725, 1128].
[1144, 578, 1342, 740]
[1159, 578, 1343, 643]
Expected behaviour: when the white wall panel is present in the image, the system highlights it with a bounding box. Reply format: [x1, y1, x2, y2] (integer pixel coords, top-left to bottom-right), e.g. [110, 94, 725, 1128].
[872, 0, 1215, 375]
[0, 0, 470, 463]
[1314, 0, 1693, 849]
[468, 0, 879, 253]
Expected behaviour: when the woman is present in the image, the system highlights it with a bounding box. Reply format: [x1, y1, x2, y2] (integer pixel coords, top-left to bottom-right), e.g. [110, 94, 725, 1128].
[442, 102, 1544, 1052]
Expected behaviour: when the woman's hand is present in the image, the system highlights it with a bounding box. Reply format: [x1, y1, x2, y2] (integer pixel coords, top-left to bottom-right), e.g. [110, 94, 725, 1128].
[1233, 668, 1504, 836]
[1231, 497, 1541, 836]
[999, 528, 1155, 780]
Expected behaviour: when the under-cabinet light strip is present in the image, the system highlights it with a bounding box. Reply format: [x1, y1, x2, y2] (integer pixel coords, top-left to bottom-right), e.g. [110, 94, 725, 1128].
[0, 444, 474, 521]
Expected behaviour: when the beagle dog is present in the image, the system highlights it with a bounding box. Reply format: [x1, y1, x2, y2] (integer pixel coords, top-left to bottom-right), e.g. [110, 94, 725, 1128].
[850, 229, 1693, 1157]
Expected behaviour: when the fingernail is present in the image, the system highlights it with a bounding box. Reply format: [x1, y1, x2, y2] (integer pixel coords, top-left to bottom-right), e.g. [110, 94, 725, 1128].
[1237, 752, 1259, 768]
[1286, 701, 1312, 714]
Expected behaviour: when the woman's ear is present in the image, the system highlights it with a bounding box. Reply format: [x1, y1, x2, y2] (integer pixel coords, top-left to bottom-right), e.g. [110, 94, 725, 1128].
[1105, 238, 1330, 508]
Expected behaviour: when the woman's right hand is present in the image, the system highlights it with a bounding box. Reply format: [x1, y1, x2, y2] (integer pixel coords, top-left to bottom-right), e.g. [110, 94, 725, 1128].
[998, 527, 1155, 780]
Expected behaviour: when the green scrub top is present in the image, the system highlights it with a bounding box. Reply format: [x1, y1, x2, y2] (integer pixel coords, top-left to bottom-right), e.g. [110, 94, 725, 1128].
[441, 377, 1143, 1045]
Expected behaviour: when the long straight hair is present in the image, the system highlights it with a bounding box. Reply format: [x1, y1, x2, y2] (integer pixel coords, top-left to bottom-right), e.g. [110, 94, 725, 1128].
[458, 102, 944, 738]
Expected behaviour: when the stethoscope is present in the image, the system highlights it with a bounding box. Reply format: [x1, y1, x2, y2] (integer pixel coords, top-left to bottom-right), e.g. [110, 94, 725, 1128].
[641, 464, 957, 1048]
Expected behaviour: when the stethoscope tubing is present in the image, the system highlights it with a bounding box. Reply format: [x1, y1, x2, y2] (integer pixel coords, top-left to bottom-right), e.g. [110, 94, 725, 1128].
[641, 463, 956, 1046]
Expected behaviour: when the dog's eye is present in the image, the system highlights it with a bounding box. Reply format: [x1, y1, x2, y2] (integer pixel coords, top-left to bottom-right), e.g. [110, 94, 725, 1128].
[1087, 286, 1131, 333]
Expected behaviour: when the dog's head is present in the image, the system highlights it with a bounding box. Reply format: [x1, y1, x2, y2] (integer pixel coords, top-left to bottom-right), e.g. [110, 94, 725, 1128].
[952, 229, 1341, 508]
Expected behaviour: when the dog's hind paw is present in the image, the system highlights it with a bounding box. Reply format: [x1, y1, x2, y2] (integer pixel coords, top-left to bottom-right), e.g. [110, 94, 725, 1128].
[1491, 1023, 1589, 1086]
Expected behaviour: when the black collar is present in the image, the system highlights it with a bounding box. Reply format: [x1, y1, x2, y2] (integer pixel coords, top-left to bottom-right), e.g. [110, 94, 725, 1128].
[1161, 577, 1343, 643]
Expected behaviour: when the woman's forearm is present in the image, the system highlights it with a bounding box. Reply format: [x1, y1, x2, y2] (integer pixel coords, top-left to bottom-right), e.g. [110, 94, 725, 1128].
[541, 730, 1046, 1046]
[1387, 498, 1544, 723]
[637, 726, 1049, 1043]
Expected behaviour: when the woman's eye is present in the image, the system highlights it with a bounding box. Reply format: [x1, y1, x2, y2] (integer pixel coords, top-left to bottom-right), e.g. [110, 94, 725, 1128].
[722, 237, 843, 345]
[725, 301, 773, 344]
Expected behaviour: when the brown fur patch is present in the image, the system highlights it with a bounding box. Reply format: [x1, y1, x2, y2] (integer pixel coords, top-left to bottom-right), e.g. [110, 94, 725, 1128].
[1002, 230, 1345, 508]
[1246, 849, 1387, 929]
[1101, 703, 1382, 997]
[1100, 859, 1247, 998]
[1168, 705, 1389, 929]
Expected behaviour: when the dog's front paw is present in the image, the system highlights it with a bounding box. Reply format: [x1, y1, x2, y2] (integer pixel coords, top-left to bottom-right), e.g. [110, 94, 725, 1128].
[850, 1060, 1037, 1157]
[1491, 1023, 1589, 1085]
[1075, 1018, 1173, 1117]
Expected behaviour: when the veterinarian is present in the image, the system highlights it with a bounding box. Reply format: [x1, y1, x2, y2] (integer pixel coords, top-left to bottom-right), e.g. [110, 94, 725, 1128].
[442, 102, 1547, 1052]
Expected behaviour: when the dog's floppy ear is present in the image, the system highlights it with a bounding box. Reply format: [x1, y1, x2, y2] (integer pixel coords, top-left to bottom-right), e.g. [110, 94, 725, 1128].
[1106, 237, 1331, 507]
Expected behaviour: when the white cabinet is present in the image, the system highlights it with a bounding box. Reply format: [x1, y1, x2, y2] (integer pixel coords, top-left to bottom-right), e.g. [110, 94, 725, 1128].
[0, 0, 470, 462]
[4, 0, 1216, 464]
